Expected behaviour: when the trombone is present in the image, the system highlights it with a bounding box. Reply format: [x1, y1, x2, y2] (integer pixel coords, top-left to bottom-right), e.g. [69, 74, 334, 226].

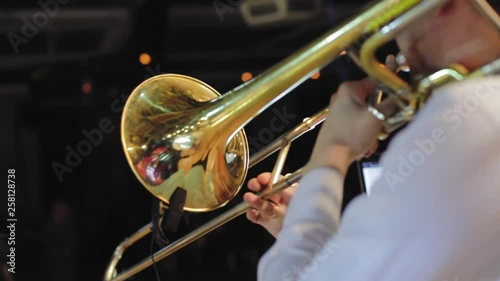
[104, 0, 500, 280]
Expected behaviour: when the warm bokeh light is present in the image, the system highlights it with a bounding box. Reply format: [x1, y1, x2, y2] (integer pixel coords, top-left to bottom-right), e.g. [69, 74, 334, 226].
[311, 72, 321, 80]
[241, 72, 253, 82]
[81, 82, 92, 94]
[139, 53, 152, 65]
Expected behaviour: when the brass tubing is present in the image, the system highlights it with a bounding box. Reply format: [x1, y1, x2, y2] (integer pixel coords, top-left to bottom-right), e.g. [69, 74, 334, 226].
[107, 169, 303, 281]
[204, 0, 422, 136]
[104, 223, 153, 281]
[104, 108, 326, 281]
[249, 107, 329, 167]
[269, 142, 291, 190]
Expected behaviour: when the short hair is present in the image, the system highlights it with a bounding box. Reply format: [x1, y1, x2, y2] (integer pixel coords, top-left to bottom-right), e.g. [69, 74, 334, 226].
[488, 0, 500, 10]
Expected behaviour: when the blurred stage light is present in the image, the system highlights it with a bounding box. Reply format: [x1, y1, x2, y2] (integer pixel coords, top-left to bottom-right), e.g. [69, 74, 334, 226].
[139, 53, 152, 65]
[81, 81, 92, 94]
[311, 72, 320, 80]
[241, 72, 253, 82]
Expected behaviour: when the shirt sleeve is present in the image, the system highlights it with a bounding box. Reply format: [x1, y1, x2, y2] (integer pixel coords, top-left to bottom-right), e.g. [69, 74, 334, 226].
[257, 167, 346, 281]
[257, 76, 500, 281]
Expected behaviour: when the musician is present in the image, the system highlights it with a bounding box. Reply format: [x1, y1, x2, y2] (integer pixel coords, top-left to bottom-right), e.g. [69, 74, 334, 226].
[244, 0, 500, 280]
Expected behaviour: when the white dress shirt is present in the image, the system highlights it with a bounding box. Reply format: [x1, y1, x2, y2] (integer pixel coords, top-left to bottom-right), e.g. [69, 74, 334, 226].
[257, 76, 500, 281]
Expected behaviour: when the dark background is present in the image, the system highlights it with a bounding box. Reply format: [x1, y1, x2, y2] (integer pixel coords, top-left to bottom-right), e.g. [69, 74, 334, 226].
[0, 0, 400, 280]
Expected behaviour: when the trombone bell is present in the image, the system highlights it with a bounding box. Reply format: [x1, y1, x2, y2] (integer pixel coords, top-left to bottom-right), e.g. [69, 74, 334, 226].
[121, 74, 249, 212]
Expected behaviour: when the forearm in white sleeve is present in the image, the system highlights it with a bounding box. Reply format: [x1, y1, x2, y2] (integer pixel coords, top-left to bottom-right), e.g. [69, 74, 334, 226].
[257, 167, 345, 281]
